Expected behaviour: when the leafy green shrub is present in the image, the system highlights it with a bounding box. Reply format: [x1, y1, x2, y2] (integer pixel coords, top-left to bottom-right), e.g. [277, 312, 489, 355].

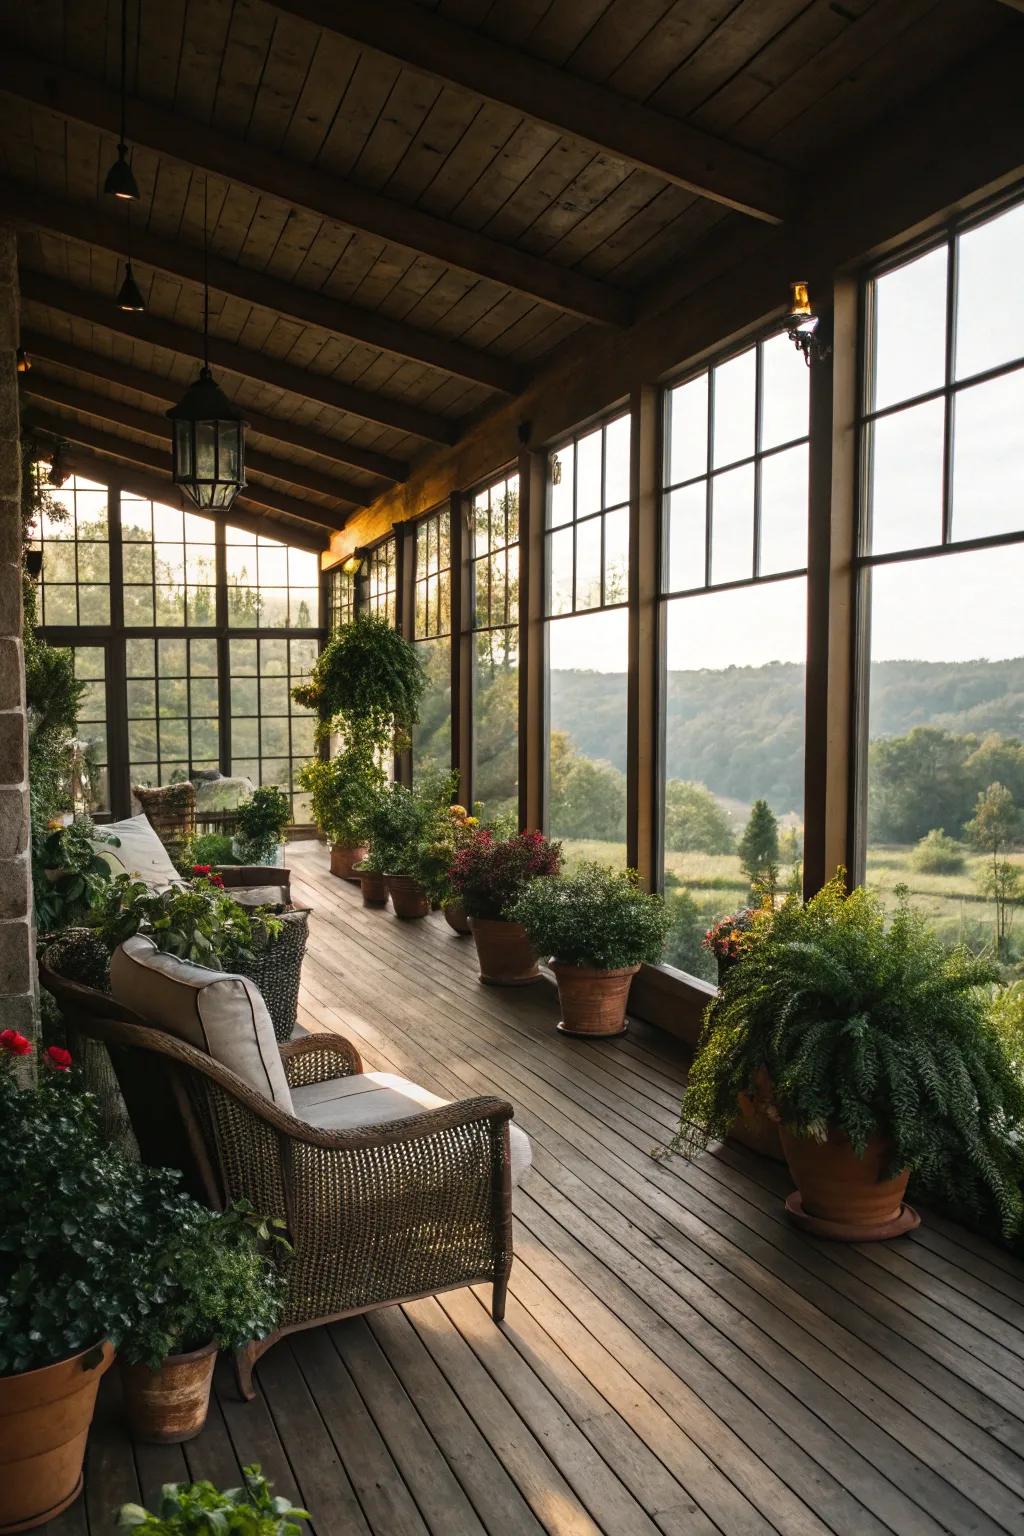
[179, 832, 238, 872]
[32, 816, 118, 934]
[674, 877, 1024, 1238]
[990, 982, 1024, 1074]
[911, 828, 966, 875]
[511, 864, 669, 970]
[291, 614, 424, 746]
[300, 735, 387, 847]
[365, 772, 458, 885]
[120, 1203, 286, 1369]
[90, 873, 281, 967]
[233, 786, 291, 864]
[118, 1465, 309, 1534]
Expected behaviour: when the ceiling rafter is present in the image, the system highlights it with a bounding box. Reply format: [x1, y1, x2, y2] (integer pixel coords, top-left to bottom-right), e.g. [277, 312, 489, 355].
[3, 180, 523, 396]
[268, 0, 791, 224]
[0, 48, 633, 327]
[19, 329, 406, 483]
[19, 270, 456, 449]
[26, 417, 335, 547]
[22, 373, 365, 509]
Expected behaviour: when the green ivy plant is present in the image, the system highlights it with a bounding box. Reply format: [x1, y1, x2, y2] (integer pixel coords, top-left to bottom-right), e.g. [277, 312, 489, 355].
[299, 733, 387, 847]
[673, 876, 1024, 1238]
[510, 863, 669, 971]
[118, 1466, 310, 1535]
[291, 614, 424, 748]
[233, 785, 291, 864]
[90, 873, 282, 967]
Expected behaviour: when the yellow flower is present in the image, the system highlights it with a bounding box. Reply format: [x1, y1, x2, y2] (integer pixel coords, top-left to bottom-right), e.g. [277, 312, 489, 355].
[47, 817, 65, 830]
[450, 804, 468, 818]
[464, 816, 479, 827]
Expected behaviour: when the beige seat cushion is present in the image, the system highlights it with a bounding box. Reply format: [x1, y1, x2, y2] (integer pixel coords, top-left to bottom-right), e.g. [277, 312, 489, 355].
[92, 814, 185, 892]
[230, 884, 289, 908]
[291, 1071, 532, 1186]
[110, 935, 293, 1112]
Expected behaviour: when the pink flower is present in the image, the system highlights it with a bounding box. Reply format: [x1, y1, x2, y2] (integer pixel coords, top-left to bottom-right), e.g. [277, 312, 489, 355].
[0, 1030, 33, 1057]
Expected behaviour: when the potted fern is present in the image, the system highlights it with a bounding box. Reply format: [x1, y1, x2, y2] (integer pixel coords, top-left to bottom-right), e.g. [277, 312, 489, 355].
[674, 877, 1024, 1242]
[511, 864, 668, 1035]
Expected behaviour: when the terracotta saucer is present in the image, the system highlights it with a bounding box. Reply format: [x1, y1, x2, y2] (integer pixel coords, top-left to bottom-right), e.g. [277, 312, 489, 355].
[785, 1191, 920, 1241]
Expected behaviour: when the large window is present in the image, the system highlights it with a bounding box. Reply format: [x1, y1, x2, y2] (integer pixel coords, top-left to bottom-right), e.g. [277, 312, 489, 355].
[546, 414, 630, 863]
[859, 199, 1024, 963]
[329, 566, 355, 630]
[411, 508, 452, 782]
[365, 536, 397, 623]
[471, 471, 519, 818]
[33, 472, 323, 822]
[659, 334, 810, 980]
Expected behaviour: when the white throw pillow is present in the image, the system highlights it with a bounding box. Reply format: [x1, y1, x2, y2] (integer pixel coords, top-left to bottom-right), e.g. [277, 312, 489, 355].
[110, 934, 293, 1112]
[93, 814, 184, 892]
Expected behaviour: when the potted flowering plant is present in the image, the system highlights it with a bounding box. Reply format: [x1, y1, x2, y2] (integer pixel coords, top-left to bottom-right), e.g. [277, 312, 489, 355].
[364, 773, 458, 918]
[0, 1033, 205, 1530]
[450, 829, 561, 985]
[702, 909, 757, 985]
[437, 804, 481, 934]
[511, 864, 668, 1036]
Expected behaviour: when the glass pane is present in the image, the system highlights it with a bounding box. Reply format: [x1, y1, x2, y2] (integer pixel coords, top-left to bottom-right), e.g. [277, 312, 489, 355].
[866, 397, 944, 555]
[662, 578, 806, 982]
[505, 477, 520, 543]
[126, 680, 156, 716]
[712, 348, 755, 469]
[759, 444, 809, 576]
[710, 463, 755, 585]
[548, 608, 628, 867]
[604, 414, 630, 506]
[603, 507, 628, 605]
[955, 203, 1024, 380]
[42, 585, 76, 625]
[760, 332, 809, 451]
[547, 527, 574, 616]
[576, 428, 603, 518]
[575, 517, 602, 610]
[43, 544, 76, 583]
[123, 586, 155, 626]
[473, 491, 490, 551]
[121, 498, 152, 540]
[864, 544, 1024, 956]
[666, 372, 708, 487]
[412, 635, 451, 783]
[122, 544, 153, 583]
[665, 484, 706, 593]
[77, 585, 110, 624]
[549, 448, 574, 527]
[872, 246, 947, 411]
[473, 627, 518, 817]
[289, 589, 319, 627]
[126, 639, 154, 677]
[951, 371, 1024, 541]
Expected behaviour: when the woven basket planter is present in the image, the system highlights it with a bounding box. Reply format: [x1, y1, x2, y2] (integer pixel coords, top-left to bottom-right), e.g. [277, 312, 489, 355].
[236, 907, 309, 1042]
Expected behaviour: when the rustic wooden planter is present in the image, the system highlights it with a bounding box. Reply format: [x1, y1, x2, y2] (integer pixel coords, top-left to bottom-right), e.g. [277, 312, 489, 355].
[551, 962, 639, 1037]
[120, 1340, 217, 1444]
[0, 1340, 114, 1532]
[779, 1126, 919, 1240]
[470, 917, 541, 985]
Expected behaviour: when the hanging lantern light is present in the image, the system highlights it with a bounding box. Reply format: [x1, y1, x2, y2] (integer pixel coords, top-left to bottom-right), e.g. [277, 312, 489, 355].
[103, 0, 140, 200]
[116, 258, 146, 312]
[166, 177, 246, 512]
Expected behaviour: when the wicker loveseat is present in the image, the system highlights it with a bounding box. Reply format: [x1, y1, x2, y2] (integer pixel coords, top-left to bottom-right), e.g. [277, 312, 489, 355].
[40, 957, 522, 1398]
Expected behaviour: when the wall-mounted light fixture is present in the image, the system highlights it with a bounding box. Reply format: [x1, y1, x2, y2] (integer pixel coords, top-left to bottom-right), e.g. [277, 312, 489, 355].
[16, 346, 31, 374]
[340, 549, 366, 577]
[785, 280, 831, 366]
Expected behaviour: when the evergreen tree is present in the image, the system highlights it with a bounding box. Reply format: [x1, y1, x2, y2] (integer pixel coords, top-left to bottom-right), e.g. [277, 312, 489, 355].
[738, 798, 779, 886]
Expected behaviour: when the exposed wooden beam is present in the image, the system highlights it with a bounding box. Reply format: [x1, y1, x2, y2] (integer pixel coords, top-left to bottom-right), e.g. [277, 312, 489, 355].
[0, 49, 633, 327]
[23, 373, 366, 509]
[4, 180, 523, 395]
[19, 329, 408, 483]
[25, 410, 340, 539]
[18, 269, 454, 446]
[269, 0, 790, 224]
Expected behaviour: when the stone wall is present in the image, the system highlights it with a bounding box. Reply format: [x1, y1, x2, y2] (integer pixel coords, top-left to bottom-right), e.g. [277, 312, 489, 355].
[0, 224, 35, 1039]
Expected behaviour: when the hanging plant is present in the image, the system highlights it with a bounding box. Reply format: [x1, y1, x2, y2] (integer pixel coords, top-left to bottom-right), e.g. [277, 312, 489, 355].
[291, 614, 424, 748]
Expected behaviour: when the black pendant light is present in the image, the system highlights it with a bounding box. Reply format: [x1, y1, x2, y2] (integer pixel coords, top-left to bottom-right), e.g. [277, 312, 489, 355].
[104, 0, 140, 200]
[116, 257, 146, 312]
[166, 178, 246, 512]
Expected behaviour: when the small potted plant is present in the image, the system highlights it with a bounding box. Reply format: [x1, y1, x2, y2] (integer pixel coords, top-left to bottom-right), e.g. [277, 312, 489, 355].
[117, 1463, 310, 1532]
[119, 1204, 285, 1444]
[299, 735, 386, 881]
[702, 908, 758, 986]
[0, 1034, 208, 1531]
[450, 828, 561, 985]
[673, 876, 1024, 1242]
[440, 804, 481, 934]
[511, 863, 668, 1036]
[365, 773, 457, 919]
[353, 845, 389, 907]
[232, 785, 291, 867]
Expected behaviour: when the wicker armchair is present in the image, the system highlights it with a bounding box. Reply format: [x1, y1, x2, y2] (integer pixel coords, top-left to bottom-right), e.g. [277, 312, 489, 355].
[40, 966, 515, 1399]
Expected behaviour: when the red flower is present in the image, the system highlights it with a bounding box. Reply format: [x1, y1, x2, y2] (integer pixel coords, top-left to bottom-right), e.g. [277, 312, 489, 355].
[0, 1029, 33, 1057]
[192, 864, 212, 876]
[44, 1045, 72, 1072]
[209, 873, 225, 889]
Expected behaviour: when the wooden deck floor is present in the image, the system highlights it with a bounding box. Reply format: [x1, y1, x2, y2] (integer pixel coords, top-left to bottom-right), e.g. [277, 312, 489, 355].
[55, 843, 1024, 1536]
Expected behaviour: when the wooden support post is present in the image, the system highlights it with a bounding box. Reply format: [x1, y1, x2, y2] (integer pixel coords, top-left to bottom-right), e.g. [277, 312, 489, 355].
[626, 384, 661, 888]
[803, 277, 859, 896]
[450, 493, 473, 801]
[518, 448, 547, 832]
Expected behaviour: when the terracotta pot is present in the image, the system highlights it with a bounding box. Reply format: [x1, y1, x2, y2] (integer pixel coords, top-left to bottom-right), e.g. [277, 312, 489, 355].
[728, 1067, 784, 1161]
[0, 1339, 114, 1533]
[120, 1340, 217, 1444]
[551, 961, 639, 1037]
[470, 917, 541, 986]
[444, 900, 472, 935]
[330, 843, 368, 881]
[778, 1125, 919, 1240]
[358, 870, 389, 907]
[386, 874, 431, 919]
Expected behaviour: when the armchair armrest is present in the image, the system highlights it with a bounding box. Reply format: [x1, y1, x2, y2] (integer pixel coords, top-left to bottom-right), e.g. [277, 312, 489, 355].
[216, 865, 291, 904]
[280, 1032, 363, 1086]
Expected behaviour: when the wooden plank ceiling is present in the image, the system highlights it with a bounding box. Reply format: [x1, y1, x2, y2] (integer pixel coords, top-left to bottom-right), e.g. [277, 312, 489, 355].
[1, 0, 1010, 545]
